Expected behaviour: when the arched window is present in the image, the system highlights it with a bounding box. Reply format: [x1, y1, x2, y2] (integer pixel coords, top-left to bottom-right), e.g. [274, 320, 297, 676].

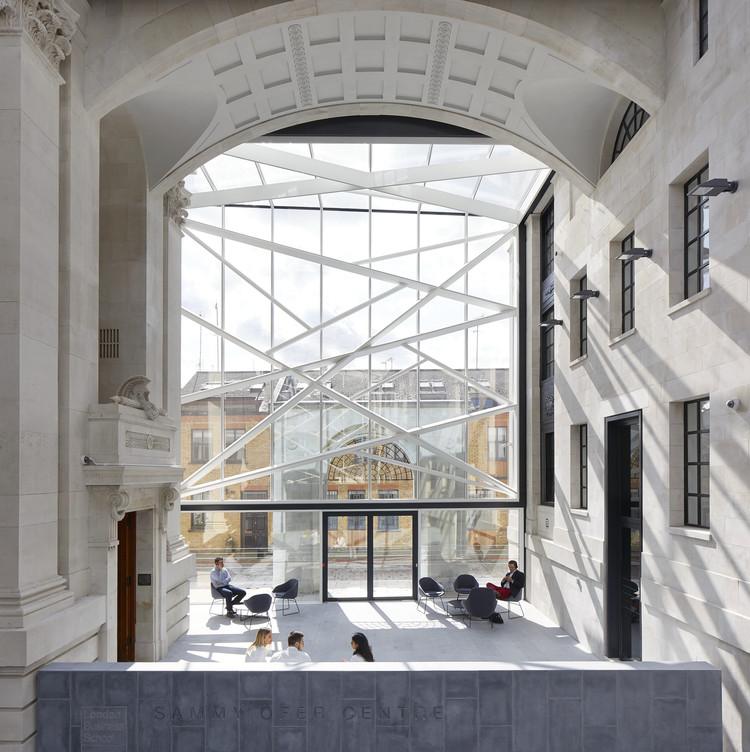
[327, 438, 413, 485]
[612, 102, 649, 162]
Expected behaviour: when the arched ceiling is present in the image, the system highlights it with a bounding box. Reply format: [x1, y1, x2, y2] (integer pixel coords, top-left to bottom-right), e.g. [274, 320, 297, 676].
[88, 3, 665, 190]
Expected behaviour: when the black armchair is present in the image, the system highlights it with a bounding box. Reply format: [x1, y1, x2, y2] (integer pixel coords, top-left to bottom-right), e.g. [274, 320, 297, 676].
[241, 593, 272, 625]
[417, 577, 446, 613]
[462, 586, 498, 628]
[453, 573, 479, 600]
[272, 578, 300, 615]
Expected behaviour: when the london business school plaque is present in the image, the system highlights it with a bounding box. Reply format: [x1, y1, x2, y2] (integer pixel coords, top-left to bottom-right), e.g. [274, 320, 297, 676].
[81, 707, 127, 749]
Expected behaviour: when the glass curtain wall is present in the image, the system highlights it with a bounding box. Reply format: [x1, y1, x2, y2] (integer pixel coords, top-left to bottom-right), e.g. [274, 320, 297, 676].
[179, 142, 548, 596]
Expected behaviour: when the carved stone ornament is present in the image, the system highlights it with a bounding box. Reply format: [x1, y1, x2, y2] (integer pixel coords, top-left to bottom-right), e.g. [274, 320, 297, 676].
[109, 490, 130, 521]
[160, 485, 179, 513]
[111, 376, 167, 421]
[165, 180, 191, 226]
[0, 0, 78, 69]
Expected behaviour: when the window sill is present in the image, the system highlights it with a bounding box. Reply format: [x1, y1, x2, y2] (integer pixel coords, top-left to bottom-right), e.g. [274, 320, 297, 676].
[668, 525, 712, 542]
[570, 353, 588, 367]
[570, 508, 589, 518]
[668, 287, 711, 317]
[609, 328, 637, 347]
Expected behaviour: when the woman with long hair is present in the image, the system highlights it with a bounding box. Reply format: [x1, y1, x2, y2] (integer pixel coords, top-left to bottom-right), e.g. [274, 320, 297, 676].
[245, 628, 273, 662]
[349, 632, 374, 662]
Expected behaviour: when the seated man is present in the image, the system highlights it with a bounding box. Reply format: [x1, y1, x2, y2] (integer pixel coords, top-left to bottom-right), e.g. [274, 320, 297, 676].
[269, 631, 311, 663]
[210, 556, 246, 617]
[486, 560, 525, 600]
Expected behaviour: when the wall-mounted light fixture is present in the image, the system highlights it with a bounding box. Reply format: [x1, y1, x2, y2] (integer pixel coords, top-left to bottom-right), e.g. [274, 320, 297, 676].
[616, 247, 652, 261]
[570, 290, 600, 300]
[686, 178, 738, 197]
[539, 319, 563, 329]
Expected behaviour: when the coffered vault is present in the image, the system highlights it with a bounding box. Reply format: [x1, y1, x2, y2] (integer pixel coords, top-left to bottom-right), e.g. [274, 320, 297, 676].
[180, 142, 550, 504]
[94, 4, 664, 191]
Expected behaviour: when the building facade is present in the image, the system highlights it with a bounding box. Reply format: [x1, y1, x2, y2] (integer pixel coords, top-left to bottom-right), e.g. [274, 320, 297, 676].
[1, 1, 749, 749]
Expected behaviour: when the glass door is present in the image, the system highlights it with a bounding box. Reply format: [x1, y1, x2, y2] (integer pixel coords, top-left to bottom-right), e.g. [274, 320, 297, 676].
[323, 512, 417, 600]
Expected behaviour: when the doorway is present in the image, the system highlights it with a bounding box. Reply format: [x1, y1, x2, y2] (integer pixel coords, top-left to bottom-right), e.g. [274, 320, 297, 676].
[605, 412, 642, 660]
[117, 511, 136, 662]
[323, 512, 417, 601]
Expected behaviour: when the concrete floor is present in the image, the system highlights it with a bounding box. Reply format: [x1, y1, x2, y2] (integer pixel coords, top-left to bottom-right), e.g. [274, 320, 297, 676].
[164, 578, 599, 665]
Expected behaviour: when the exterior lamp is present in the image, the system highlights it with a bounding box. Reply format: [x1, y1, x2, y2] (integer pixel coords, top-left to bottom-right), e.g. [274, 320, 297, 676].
[686, 178, 738, 197]
[539, 319, 563, 329]
[570, 290, 599, 300]
[616, 247, 652, 261]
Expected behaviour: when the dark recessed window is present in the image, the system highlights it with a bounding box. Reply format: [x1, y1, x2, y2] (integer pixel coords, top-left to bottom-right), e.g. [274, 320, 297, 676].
[578, 275, 589, 358]
[579, 424, 588, 510]
[377, 515, 399, 531]
[541, 202, 555, 279]
[542, 431, 555, 506]
[191, 429, 212, 463]
[684, 398, 710, 527]
[224, 428, 245, 463]
[612, 102, 649, 162]
[189, 512, 206, 531]
[698, 0, 708, 58]
[377, 489, 398, 499]
[541, 312, 555, 381]
[348, 490, 366, 501]
[685, 165, 710, 298]
[348, 515, 366, 530]
[488, 426, 508, 462]
[621, 233, 635, 332]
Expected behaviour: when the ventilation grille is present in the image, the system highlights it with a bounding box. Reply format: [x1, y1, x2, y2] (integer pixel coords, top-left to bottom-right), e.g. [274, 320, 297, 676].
[99, 328, 120, 359]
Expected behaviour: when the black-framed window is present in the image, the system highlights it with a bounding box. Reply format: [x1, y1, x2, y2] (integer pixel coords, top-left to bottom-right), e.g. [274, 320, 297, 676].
[488, 425, 508, 461]
[579, 424, 588, 509]
[612, 102, 649, 163]
[621, 233, 635, 332]
[698, 0, 708, 58]
[578, 275, 589, 358]
[684, 398, 710, 527]
[542, 431, 555, 505]
[541, 202, 555, 279]
[348, 515, 366, 530]
[191, 428, 212, 463]
[685, 164, 710, 298]
[377, 515, 399, 531]
[224, 427, 245, 463]
[541, 311, 555, 381]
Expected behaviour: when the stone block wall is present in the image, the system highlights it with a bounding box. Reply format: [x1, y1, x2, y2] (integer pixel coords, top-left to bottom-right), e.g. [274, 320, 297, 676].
[37, 662, 721, 752]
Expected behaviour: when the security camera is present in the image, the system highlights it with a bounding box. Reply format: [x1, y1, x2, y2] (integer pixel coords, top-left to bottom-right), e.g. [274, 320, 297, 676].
[81, 455, 96, 465]
[726, 398, 741, 410]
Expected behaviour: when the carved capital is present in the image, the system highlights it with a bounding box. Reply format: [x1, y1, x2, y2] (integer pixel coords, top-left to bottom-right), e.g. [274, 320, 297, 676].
[165, 180, 191, 227]
[111, 375, 167, 421]
[0, 1, 78, 69]
[108, 490, 130, 521]
[160, 485, 179, 513]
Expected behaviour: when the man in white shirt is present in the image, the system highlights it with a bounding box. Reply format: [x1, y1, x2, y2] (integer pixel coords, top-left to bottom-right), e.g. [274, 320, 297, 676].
[269, 631, 311, 663]
[209, 556, 246, 618]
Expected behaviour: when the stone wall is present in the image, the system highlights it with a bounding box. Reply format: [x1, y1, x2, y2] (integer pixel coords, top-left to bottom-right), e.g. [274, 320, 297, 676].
[37, 662, 721, 752]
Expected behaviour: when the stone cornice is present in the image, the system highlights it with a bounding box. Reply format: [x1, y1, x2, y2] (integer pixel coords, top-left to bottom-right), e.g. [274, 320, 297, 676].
[0, 0, 78, 68]
[83, 464, 185, 489]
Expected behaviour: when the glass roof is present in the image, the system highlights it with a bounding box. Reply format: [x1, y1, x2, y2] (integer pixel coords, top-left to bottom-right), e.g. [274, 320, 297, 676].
[185, 142, 549, 218]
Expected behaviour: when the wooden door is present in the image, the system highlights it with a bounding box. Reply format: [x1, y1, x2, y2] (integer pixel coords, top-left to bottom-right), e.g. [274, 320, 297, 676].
[117, 512, 136, 661]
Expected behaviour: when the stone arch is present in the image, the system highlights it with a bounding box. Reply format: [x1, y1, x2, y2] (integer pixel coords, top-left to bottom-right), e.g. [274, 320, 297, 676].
[87, 0, 665, 191]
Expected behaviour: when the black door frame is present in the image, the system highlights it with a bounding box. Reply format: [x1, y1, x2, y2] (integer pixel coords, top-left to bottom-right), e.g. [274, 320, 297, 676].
[605, 410, 643, 660]
[322, 511, 418, 602]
